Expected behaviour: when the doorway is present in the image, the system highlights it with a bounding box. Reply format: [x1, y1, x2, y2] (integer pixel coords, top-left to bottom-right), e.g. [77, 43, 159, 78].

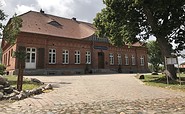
[98, 52, 104, 69]
[25, 47, 36, 69]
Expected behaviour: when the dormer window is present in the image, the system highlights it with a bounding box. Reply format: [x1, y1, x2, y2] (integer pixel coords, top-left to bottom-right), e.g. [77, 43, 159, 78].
[48, 21, 62, 28]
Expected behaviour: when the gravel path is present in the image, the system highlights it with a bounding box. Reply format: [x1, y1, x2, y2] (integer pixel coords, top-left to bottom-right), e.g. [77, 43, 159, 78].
[1, 74, 185, 114]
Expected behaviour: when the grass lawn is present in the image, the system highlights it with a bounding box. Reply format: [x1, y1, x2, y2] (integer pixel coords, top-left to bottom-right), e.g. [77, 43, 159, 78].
[4, 75, 42, 90]
[141, 73, 185, 92]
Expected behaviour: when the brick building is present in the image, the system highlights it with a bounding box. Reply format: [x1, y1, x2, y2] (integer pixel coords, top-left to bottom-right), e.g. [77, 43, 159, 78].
[1, 11, 148, 75]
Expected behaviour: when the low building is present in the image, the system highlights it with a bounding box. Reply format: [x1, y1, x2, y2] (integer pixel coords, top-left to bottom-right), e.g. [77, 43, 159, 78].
[1, 11, 148, 75]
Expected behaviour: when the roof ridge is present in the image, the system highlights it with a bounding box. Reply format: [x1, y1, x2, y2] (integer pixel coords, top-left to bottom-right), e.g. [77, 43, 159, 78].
[22, 11, 93, 25]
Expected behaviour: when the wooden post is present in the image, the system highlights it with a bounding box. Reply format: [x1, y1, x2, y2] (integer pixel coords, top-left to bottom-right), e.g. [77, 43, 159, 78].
[17, 62, 23, 91]
[165, 57, 169, 85]
[176, 57, 182, 85]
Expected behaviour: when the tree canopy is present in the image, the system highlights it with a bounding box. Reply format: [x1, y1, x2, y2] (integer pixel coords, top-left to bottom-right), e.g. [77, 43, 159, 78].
[3, 14, 22, 44]
[94, 0, 185, 79]
[0, 9, 6, 36]
[94, 0, 185, 54]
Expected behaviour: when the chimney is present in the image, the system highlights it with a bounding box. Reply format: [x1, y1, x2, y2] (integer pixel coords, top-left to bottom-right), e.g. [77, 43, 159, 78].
[72, 17, 76, 21]
[40, 9, 45, 14]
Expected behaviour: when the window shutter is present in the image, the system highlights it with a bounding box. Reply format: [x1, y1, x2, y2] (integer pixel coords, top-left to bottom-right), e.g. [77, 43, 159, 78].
[37, 48, 45, 68]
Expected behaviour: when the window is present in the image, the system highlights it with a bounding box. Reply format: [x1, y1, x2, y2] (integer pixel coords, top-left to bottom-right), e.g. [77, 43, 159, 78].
[26, 48, 36, 63]
[75, 51, 80, 64]
[49, 49, 56, 64]
[117, 54, 122, 65]
[48, 21, 62, 28]
[6, 53, 8, 65]
[8, 51, 10, 65]
[62, 50, 69, 64]
[5, 54, 7, 65]
[125, 54, 129, 65]
[140, 56, 145, 66]
[131, 55, 135, 65]
[86, 51, 91, 64]
[11, 49, 13, 57]
[109, 53, 114, 65]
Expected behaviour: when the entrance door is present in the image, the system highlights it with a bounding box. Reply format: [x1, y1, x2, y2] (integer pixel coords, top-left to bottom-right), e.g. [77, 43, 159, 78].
[98, 52, 104, 69]
[25, 48, 36, 69]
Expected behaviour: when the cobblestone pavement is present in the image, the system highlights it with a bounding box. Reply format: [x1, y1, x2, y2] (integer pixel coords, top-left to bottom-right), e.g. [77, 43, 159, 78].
[0, 74, 185, 114]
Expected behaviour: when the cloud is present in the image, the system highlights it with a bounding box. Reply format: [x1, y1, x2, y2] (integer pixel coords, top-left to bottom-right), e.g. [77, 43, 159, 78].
[1, 0, 105, 23]
[15, 5, 37, 15]
[36, 0, 74, 18]
[1, 0, 6, 7]
[35, 0, 105, 22]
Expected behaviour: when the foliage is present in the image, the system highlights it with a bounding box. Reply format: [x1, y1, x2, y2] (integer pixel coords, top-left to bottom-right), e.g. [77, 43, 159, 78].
[94, 0, 185, 53]
[2, 11, 23, 91]
[94, 0, 185, 79]
[0, 8, 6, 36]
[4, 75, 41, 90]
[3, 13, 22, 44]
[147, 41, 163, 72]
[0, 64, 6, 75]
[12, 50, 26, 62]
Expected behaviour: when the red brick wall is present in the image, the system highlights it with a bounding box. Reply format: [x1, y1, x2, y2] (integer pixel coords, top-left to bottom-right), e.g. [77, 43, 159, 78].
[2, 32, 149, 73]
[2, 44, 17, 72]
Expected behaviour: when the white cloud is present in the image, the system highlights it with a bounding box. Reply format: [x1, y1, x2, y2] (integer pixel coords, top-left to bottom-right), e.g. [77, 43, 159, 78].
[36, 0, 74, 18]
[15, 5, 37, 15]
[1, 0, 6, 7]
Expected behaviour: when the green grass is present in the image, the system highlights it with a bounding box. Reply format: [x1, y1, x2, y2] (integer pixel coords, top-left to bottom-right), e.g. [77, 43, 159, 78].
[141, 73, 185, 92]
[4, 75, 42, 90]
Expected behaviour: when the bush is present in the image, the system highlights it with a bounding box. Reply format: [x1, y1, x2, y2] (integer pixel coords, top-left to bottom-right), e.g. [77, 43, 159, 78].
[0, 64, 6, 75]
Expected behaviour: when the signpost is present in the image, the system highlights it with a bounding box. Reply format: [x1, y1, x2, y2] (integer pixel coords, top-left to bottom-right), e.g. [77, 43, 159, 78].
[165, 56, 181, 85]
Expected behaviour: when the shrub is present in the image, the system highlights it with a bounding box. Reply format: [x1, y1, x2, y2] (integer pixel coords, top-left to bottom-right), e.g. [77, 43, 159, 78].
[0, 64, 6, 75]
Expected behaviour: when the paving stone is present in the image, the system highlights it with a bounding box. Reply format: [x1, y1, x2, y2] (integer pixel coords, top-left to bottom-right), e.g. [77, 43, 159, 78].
[1, 74, 185, 113]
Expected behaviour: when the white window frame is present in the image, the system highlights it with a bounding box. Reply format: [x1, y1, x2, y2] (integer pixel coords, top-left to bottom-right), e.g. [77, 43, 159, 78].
[109, 53, 114, 65]
[75, 50, 80, 64]
[131, 55, 135, 65]
[140, 56, 145, 66]
[125, 54, 129, 65]
[62, 50, 69, 64]
[86, 51, 91, 64]
[26, 47, 36, 63]
[117, 54, 122, 65]
[49, 49, 56, 64]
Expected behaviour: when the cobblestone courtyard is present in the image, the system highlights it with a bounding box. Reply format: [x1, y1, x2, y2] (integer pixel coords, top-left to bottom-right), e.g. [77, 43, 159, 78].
[1, 74, 185, 114]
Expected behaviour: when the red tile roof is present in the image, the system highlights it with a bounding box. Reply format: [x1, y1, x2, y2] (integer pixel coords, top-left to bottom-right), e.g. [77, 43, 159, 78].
[19, 11, 95, 39]
[17, 11, 143, 47]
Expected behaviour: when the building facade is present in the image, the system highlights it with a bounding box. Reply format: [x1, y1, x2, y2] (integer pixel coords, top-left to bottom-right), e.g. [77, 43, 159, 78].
[1, 11, 148, 75]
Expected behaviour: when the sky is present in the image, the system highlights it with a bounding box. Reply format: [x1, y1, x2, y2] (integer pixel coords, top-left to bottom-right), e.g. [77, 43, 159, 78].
[0, 0, 185, 64]
[1, 0, 105, 23]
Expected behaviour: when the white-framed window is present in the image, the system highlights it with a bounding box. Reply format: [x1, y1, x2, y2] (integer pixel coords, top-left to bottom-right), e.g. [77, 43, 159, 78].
[49, 49, 56, 64]
[62, 50, 69, 64]
[131, 55, 135, 65]
[117, 54, 122, 65]
[140, 56, 145, 66]
[109, 53, 114, 65]
[86, 51, 91, 64]
[125, 54, 129, 65]
[75, 50, 80, 64]
[26, 48, 36, 63]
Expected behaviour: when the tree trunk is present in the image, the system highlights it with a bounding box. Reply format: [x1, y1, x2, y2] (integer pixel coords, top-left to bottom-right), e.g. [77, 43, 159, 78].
[157, 37, 177, 80]
[143, 6, 177, 80]
[17, 62, 23, 91]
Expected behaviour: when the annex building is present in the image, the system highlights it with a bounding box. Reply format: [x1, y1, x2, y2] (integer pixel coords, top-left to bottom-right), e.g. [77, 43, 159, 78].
[1, 11, 148, 75]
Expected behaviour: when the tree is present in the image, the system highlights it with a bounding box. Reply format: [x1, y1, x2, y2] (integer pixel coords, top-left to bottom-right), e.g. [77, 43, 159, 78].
[94, 0, 185, 80]
[0, 8, 6, 36]
[147, 41, 163, 72]
[3, 13, 23, 91]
